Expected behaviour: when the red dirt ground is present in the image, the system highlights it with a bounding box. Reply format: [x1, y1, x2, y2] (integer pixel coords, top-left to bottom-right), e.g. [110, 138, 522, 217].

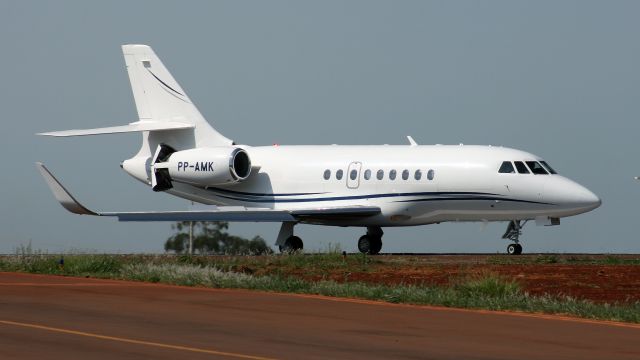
[287, 255, 640, 303]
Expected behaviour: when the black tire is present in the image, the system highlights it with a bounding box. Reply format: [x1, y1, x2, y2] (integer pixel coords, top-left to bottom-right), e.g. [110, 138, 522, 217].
[369, 237, 382, 255]
[280, 236, 303, 253]
[291, 236, 303, 250]
[514, 243, 523, 255]
[357, 235, 371, 254]
[358, 235, 382, 255]
[507, 243, 517, 255]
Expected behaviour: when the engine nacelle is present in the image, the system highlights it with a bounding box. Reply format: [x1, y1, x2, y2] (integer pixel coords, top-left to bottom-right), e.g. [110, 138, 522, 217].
[152, 146, 251, 191]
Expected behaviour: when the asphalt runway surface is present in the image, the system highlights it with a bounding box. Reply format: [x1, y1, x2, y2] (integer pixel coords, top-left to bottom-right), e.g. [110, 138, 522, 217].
[0, 272, 638, 360]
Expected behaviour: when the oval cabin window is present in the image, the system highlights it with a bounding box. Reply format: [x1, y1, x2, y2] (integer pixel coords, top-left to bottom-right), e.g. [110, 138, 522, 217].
[427, 169, 435, 180]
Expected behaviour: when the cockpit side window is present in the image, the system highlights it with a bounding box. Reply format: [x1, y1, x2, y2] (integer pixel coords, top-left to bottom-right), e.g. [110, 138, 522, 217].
[526, 161, 549, 175]
[514, 161, 530, 174]
[540, 161, 557, 174]
[498, 161, 515, 174]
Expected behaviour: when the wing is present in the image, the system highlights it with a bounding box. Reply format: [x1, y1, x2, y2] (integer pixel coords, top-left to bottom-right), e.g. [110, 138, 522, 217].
[36, 163, 380, 222]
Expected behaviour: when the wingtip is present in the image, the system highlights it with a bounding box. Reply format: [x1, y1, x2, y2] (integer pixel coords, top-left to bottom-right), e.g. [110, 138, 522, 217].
[36, 162, 98, 216]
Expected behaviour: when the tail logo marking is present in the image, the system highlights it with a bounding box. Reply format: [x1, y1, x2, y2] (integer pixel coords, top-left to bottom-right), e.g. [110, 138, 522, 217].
[146, 69, 185, 97]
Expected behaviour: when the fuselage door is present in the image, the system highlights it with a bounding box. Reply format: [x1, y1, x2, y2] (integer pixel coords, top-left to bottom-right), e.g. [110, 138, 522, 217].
[346, 161, 362, 189]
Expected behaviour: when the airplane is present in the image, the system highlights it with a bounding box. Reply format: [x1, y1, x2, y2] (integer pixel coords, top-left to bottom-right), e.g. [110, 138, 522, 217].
[37, 44, 601, 255]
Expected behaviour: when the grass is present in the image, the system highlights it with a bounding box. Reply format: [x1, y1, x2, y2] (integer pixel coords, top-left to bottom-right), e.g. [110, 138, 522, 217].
[487, 254, 640, 265]
[1, 253, 639, 324]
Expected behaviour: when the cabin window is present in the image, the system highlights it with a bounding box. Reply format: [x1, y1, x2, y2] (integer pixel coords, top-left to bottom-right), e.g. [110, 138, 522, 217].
[498, 161, 515, 174]
[427, 169, 435, 180]
[526, 161, 549, 175]
[377, 169, 384, 180]
[323, 169, 331, 180]
[364, 169, 371, 180]
[389, 170, 397, 180]
[540, 161, 557, 174]
[415, 169, 422, 180]
[402, 169, 409, 180]
[336, 169, 344, 180]
[350, 169, 358, 180]
[514, 161, 530, 174]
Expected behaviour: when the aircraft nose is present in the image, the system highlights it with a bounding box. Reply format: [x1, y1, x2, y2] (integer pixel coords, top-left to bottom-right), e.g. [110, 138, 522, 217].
[563, 180, 601, 213]
[574, 185, 601, 212]
[545, 177, 601, 215]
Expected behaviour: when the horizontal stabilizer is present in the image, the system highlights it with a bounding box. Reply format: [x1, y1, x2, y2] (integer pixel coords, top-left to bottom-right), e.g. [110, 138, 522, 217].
[38, 121, 194, 137]
[36, 163, 380, 222]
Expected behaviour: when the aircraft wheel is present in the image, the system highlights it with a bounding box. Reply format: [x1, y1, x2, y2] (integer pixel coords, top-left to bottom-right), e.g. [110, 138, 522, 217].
[507, 243, 522, 255]
[369, 236, 382, 255]
[358, 235, 371, 254]
[279, 236, 303, 253]
[358, 235, 382, 255]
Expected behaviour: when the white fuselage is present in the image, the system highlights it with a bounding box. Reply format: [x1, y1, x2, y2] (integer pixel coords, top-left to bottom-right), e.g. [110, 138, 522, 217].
[124, 144, 601, 227]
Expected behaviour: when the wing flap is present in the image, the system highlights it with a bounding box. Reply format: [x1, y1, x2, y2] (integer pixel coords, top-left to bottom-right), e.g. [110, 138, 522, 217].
[292, 207, 381, 218]
[108, 210, 295, 222]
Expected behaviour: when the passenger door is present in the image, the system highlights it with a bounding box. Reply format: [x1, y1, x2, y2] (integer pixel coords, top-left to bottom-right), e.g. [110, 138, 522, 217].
[346, 162, 362, 189]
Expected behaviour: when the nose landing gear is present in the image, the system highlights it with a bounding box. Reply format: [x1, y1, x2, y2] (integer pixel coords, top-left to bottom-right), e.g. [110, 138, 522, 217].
[506, 243, 523, 255]
[502, 220, 526, 255]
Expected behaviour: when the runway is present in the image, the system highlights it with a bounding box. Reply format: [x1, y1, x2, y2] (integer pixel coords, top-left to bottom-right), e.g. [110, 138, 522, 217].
[0, 272, 637, 360]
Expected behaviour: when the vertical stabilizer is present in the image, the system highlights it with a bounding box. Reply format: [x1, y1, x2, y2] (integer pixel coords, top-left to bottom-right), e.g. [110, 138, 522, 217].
[122, 44, 232, 152]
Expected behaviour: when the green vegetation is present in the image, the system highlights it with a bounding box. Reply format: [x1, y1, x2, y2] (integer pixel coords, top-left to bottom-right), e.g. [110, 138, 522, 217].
[164, 221, 272, 255]
[1, 253, 639, 324]
[487, 254, 640, 265]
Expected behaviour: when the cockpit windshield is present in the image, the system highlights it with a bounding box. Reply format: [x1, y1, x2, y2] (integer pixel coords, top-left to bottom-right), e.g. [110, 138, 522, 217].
[514, 161, 529, 174]
[525, 161, 549, 175]
[498, 161, 515, 174]
[540, 161, 557, 174]
[498, 160, 558, 175]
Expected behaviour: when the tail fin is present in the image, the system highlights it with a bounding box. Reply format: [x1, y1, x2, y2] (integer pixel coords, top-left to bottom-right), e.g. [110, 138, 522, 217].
[122, 44, 232, 150]
[39, 45, 232, 154]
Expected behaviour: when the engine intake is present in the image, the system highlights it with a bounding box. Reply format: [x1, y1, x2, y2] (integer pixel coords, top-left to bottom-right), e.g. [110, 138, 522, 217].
[229, 148, 251, 180]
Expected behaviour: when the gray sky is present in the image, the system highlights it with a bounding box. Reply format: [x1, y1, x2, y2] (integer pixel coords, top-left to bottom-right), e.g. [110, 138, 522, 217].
[1, 1, 638, 253]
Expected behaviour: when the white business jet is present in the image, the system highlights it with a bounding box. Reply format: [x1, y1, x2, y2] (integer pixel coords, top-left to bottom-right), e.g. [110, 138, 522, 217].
[37, 45, 601, 255]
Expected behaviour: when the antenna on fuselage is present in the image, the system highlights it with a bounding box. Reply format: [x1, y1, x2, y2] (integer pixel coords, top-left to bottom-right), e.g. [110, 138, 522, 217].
[407, 136, 418, 146]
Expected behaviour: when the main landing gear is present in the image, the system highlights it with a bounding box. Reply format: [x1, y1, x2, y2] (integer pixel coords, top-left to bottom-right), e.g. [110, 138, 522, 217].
[276, 222, 303, 253]
[279, 235, 303, 253]
[357, 227, 383, 255]
[502, 220, 527, 255]
[276, 223, 385, 255]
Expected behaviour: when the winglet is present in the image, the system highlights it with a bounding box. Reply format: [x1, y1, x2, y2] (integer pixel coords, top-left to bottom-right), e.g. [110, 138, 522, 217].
[407, 136, 418, 146]
[35, 163, 98, 215]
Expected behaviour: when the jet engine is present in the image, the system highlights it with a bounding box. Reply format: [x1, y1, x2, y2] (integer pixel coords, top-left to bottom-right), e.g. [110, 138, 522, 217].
[151, 144, 251, 191]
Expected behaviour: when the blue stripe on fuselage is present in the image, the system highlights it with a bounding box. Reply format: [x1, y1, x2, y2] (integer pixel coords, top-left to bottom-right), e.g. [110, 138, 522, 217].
[203, 190, 552, 205]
